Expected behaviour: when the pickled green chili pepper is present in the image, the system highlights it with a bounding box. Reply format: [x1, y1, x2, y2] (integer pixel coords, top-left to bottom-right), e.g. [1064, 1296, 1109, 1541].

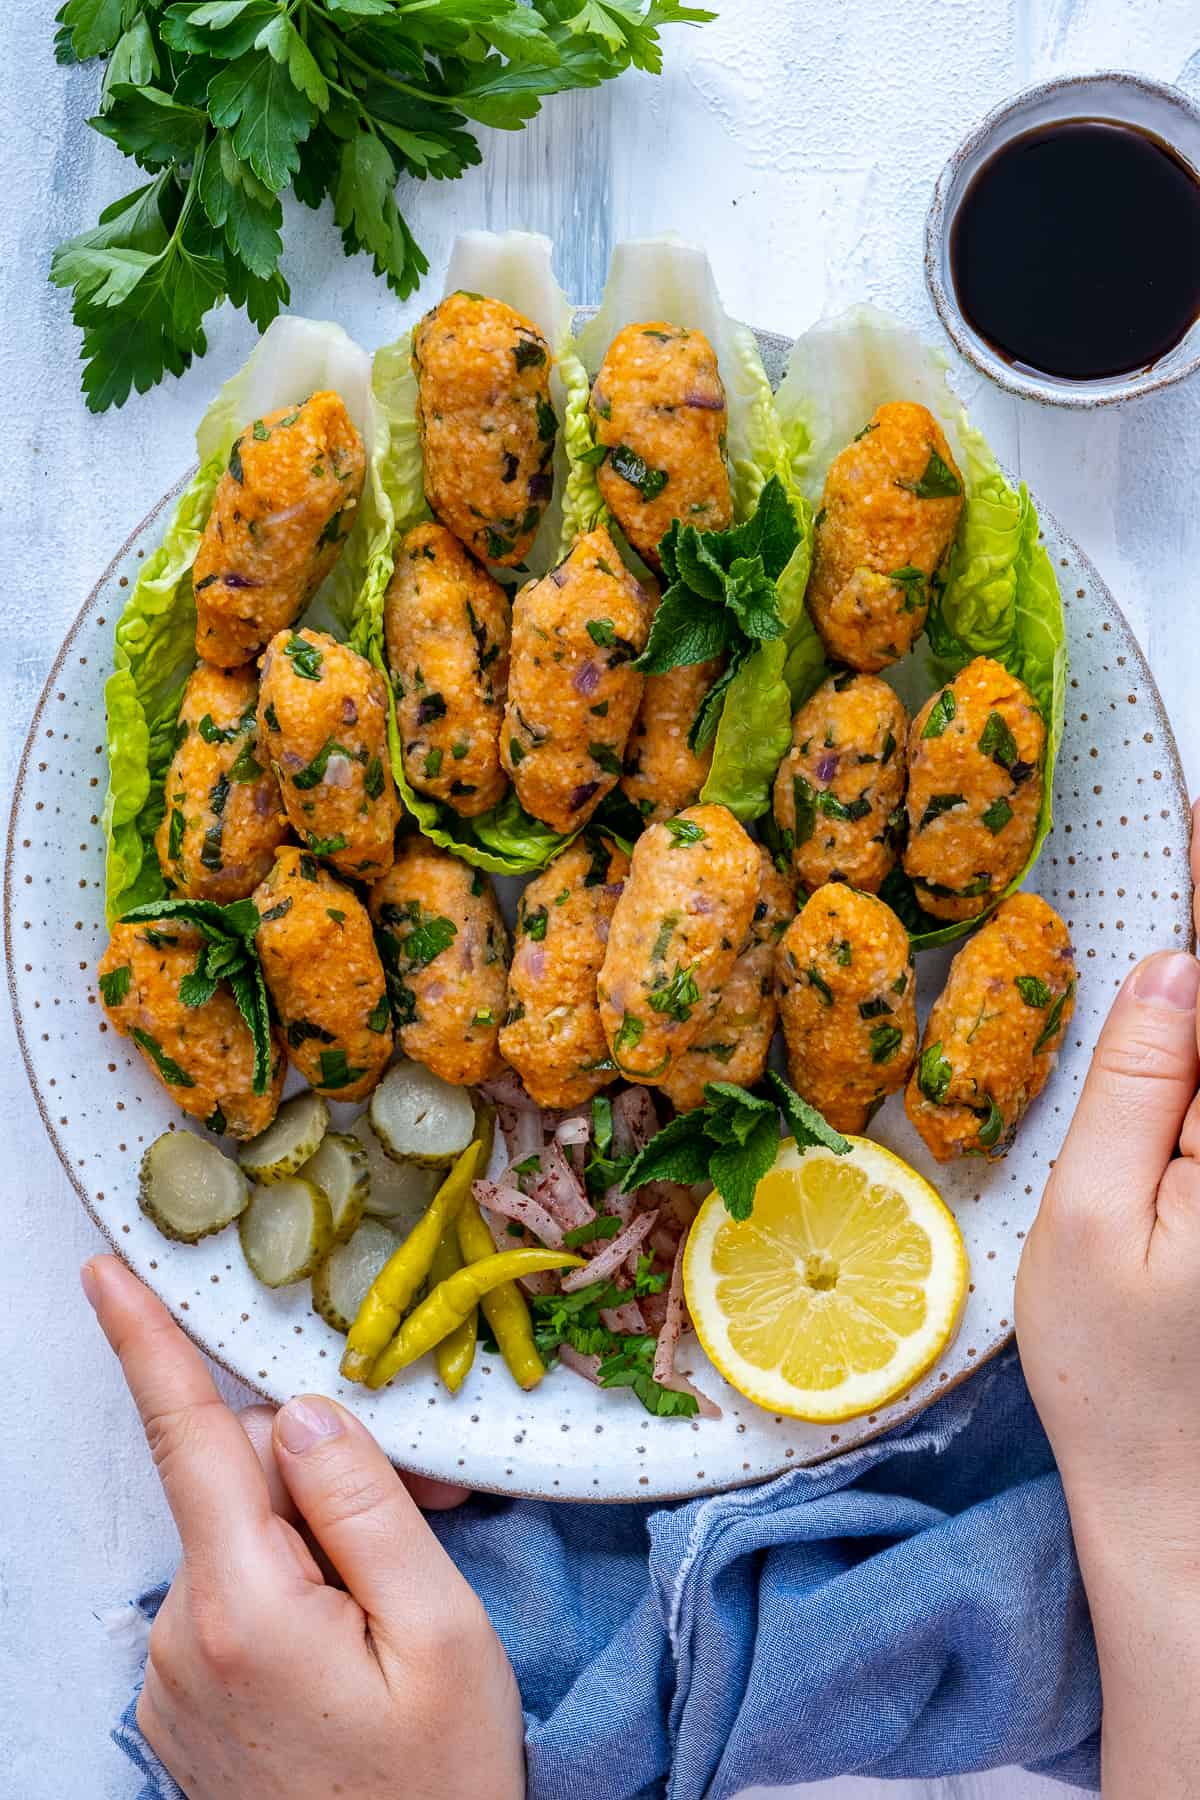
[430, 1225, 476, 1394]
[365, 1248, 584, 1390]
[340, 1138, 483, 1384]
[457, 1195, 550, 1392]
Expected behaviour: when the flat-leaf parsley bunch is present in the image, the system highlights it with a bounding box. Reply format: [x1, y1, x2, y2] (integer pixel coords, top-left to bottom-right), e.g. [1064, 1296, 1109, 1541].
[51, 0, 714, 410]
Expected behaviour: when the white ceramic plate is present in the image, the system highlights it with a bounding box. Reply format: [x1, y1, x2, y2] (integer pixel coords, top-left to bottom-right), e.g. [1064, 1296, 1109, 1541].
[7, 330, 1192, 1500]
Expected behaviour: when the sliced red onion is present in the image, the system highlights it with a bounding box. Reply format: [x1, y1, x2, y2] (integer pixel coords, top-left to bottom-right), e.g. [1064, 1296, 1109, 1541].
[561, 1210, 656, 1292]
[568, 781, 600, 813]
[683, 387, 725, 410]
[422, 981, 445, 1005]
[323, 756, 353, 788]
[651, 1236, 721, 1418]
[604, 1182, 635, 1225]
[253, 784, 276, 816]
[815, 752, 839, 782]
[554, 1115, 592, 1146]
[527, 471, 553, 502]
[221, 571, 258, 590]
[550, 565, 571, 588]
[280, 750, 304, 771]
[478, 1072, 539, 1110]
[600, 1300, 646, 1334]
[688, 893, 714, 915]
[341, 696, 358, 725]
[572, 660, 602, 697]
[558, 1346, 602, 1384]
[595, 916, 611, 945]
[612, 1087, 660, 1156]
[516, 942, 546, 984]
[533, 1140, 593, 1230]
[474, 1181, 564, 1248]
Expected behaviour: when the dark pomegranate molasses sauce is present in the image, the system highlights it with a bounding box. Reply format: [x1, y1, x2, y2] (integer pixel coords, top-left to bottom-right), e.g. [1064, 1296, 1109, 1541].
[949, 118, 1200, 380]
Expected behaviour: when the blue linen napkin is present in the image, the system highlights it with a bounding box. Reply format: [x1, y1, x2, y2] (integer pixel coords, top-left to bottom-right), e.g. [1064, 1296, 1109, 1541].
[113, 1346, 1100, 1798]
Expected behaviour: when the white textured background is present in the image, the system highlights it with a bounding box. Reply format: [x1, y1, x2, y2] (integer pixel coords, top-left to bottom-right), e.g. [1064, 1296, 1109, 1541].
[3, 2, 1199, 1795]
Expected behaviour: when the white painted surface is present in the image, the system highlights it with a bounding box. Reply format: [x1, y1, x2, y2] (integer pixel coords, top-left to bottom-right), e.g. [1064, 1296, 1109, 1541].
[2, 0, 1198, 1794]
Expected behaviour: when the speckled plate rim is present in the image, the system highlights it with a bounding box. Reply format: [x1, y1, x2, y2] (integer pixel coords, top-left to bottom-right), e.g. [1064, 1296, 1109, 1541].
[7, 450, 1193, 1504]
[924, 70, 1200, 409]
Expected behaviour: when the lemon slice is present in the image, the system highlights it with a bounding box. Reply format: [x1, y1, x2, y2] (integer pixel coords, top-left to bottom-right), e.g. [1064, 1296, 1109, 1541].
[683, 1136, 968, 1422]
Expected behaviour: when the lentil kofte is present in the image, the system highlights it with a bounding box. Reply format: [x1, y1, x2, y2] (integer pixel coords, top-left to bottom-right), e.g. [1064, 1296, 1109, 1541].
[906, 892, 1075, 1162]
[369, 837, 509, 1089]
[658, 848, 793, 1112]
[620, 656, 723, 826]
[501, 525, 652, 833]
[412, 291, 556, 568]
[384, 522, 511, 818]
[97, 920, 285, 1139]
[155, 664, 289, 904]
[590, 321, 732, 569]
[776, 885, 917, 1135]
[598, 802, 760, 1085]
[257, 627, 399, 884]
[253, 848, 392, 1105]
[772, 671, 909, 896]
[903, 655, 1045, 922]
[193, 391, 365, 670]
[806, 401, 963, 672]
[499, 833, 631, 1110]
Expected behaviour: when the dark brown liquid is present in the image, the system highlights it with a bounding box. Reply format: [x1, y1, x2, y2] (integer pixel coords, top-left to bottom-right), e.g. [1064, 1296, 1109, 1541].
[949, 118, 1200, 380]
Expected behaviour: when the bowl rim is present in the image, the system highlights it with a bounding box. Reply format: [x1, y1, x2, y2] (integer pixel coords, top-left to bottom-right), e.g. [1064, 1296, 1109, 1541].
[924, 69, 1200, 410]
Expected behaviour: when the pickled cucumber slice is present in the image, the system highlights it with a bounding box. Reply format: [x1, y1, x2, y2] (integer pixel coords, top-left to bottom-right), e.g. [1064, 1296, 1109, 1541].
[239, 1177, 333, 1287]
[311, 1218, 402, 1334]
[139, 1130, 250, 1244]
[349, 1118, 439, 1230]
[368, 1060, 476, 1167]
[299, 1131, 368, 1244]
[238, 1091, 329, 1186]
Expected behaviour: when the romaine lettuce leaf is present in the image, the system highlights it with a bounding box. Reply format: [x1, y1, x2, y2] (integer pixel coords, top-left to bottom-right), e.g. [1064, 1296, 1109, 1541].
[558, 234, 820, 820]
[359, 231, 579, 875]
[103, 317, 376, 921]
[774, 305, 1067, 947]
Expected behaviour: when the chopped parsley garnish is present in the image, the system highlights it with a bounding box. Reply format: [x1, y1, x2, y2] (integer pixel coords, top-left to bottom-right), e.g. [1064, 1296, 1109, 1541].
[981, 795, 1013, 835]
[98, 965, 131, 1007]
[858, 997, 893, 1019]
[317, 1049, 368, 1090]
[306, 833, 348, 856]
[974, 1095, 1005, 1149]
[978, 710, 1019, 770]
[366, 995, 391, 1034]
[287, 1018, 336, 1049]
[284, 635, 323, 682]
[512, 337, 547, 372]
[131, 1029, 196, 1087]
[922, 689, 957, 738]
[609, 442, 669, 502]
[1015, 975, 1052, 1008]
[889, 565, 927, 611]
[807, 965, 833, 1006]
[1033, 979, 1076, 1055]
[292, 737, 354, 790]
[664, 818, 705, 847]
[588, 741, 623, 776]
[869, 1023, 903, 1064]
[917, 1042, 952, 1105]
[364, 756, 385, 799]
[586, 618, 616, 647]
[228, 738, 263, 783]
[401, 915, 458, 969]
[167, 807, 185, 862]
[918, 792, 965, 830]
[523, 905, 549, 942]
[647, 964, 701, 1023]
[897, 448, 962, 498]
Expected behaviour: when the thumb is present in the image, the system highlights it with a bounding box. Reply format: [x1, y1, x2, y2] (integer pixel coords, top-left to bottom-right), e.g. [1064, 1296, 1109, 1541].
[272, 1394, 473, 1650]
[1046, 950, 1200, 1248]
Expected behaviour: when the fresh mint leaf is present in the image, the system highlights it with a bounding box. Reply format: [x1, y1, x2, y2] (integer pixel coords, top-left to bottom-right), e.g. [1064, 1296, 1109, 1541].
[764, 1072, 851, 1157]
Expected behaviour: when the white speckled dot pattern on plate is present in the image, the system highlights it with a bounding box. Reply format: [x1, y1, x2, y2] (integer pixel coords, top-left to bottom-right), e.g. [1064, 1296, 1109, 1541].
[6, 329, 1192, 1503]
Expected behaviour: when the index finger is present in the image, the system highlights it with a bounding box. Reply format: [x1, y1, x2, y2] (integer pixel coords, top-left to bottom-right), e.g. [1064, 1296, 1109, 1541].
[82, 1254, 273, 1584]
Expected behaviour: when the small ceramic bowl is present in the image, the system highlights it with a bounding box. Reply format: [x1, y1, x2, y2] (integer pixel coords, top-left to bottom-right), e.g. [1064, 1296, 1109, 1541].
[925, 71, 1200, 408]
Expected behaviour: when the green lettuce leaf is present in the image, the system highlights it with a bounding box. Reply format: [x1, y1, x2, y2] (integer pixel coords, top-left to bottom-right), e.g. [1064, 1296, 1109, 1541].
[774, 305, 1067, 948]
[103, 316, 377, 921]
[103, 460, 221, 920]
[560, 234, 821, 819]
[359, 231, 578, 875]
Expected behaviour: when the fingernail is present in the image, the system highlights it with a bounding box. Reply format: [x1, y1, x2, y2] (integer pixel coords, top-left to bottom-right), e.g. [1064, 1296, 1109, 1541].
[80, 1260, 100, 1311]
[1134, 952, 1200, 1011]
[277, 1396, 343, 1454]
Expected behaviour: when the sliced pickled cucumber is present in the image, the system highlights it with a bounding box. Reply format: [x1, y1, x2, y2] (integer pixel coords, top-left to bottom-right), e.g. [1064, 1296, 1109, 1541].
[238, 1091, 329, 1186]
[349, 1118, 439, 1230]
[311, 1218, 402, 1334]
[239, 1177, 333, 1287]
[139, 1130, 250, 1244]
[299, 1131, 368, 1244]
[368, 1060, 476, 1168]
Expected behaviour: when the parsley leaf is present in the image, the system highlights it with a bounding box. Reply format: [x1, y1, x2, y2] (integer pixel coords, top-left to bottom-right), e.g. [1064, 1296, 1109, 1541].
[50, 1, 714, 408]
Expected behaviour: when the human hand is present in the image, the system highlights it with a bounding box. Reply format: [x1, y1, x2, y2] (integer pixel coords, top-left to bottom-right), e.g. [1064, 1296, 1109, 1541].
[1015, 803, 1200, 1798]
[82, 1254, 524, 1800]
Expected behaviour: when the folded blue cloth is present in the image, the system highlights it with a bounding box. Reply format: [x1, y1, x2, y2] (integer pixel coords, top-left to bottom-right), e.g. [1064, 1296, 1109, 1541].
[114, 1346, 1100, 1798]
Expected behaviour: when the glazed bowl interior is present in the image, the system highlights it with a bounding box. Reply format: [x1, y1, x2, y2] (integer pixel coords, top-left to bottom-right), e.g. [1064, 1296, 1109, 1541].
[926, 72, 1200, 408]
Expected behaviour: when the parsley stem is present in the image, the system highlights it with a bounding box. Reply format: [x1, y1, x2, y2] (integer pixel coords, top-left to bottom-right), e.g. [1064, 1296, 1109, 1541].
[316, 16, 461, 108]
